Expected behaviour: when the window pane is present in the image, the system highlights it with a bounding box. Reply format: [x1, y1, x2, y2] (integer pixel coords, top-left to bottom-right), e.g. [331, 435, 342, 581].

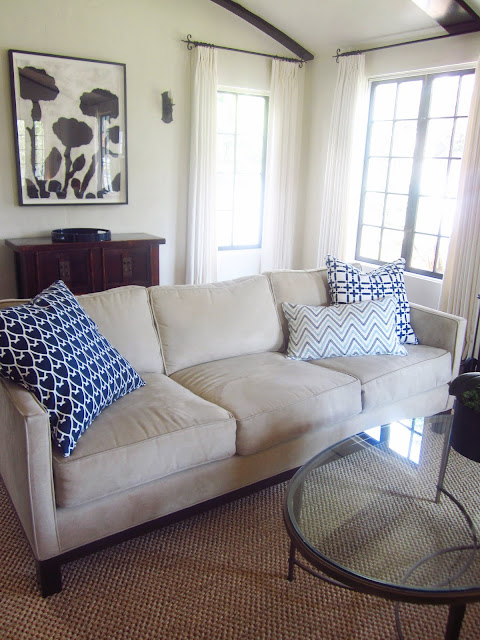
[217, 209, 233, 247]
[447, 159, 461, 197]
[363, 192, 384, 226]
[236, 134, 263, 173]
[452, 118, 468, 157]
[396, 80, 422, 119]
[366, 157, 388, 191]
[440, 199, 456, 236]
[216, 174, 234, 210]
[233, 174, 261, 245]
[457, 73, 475, 116]
[380, 229, 404, 262]
[391, 120, 417, 157]
[217, 133, 234, 172]
[429, 75, 459, 117]
[369, 121, 392, 156]
[216, 91, 267, 249]
[237, 95, 265, 136]
[357, 70, 473, 278]
[384, 194, 407, 230]
[411, 234, 437, 271]
[420, 159, 448, 196]
[424, 119, 454, 157]
[415, 197, 441, 235]
[359, 225, 381, 259]
[217, 93, 236, 133]
[388, 158, 412, 193]
[372, 83, 396, 120]
[435, 236, 450, 274]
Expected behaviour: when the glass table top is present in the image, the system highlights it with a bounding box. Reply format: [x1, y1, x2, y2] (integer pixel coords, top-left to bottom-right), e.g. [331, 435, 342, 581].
[285, 414, 480, 601]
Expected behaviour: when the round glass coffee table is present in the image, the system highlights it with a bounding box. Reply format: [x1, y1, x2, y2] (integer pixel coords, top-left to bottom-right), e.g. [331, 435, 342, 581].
[283, 414, 480, 640]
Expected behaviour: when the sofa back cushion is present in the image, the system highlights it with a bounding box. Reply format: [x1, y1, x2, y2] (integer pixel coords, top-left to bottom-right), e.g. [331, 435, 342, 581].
[78, 286, 164, 374]
[266, 269, 331, 349]
[149, 275, 283, 375]
[0, 299, 29, 309]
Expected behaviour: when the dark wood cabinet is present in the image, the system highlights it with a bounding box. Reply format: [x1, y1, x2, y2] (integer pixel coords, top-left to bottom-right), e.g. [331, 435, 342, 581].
[5, 233, 166, 298]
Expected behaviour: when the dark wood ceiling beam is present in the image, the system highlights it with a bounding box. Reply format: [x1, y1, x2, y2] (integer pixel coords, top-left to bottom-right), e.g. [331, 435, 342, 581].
[209, 0, 314, 61]
[413, 0, 480, 35]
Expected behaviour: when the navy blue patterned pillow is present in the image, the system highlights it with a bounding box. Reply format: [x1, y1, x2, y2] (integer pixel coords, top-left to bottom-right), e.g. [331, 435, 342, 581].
[325, 255, 418, 345]
[0, 281, 145, 456]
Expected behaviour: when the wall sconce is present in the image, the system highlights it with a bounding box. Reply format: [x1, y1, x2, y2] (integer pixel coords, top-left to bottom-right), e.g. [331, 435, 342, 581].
[162, 90, 174, 123]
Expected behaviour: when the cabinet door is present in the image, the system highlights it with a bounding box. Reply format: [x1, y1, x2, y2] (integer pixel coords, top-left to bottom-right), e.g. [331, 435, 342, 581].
[102, 246, 152, 289]
[36, 250, 93, 294]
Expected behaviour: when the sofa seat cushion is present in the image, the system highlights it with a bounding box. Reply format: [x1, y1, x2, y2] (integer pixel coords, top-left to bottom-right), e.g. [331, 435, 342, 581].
[310, 345, 451, 412]
[171, 352, 362, 456]
[53, 373, 236, 508]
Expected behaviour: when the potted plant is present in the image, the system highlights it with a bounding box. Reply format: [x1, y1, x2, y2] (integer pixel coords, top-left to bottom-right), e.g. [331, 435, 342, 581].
[449, 372, 480, 462]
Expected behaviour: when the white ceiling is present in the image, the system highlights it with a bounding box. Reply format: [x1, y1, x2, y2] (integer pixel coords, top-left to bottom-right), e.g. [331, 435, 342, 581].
[237, 0, 458, 57]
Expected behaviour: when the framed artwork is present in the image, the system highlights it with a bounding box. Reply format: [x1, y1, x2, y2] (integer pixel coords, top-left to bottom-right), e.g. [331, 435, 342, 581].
[9, 50, 128, 206]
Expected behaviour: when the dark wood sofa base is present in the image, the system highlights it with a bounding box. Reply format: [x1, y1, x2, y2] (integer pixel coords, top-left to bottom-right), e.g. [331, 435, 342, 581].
[36, 467, 299, 597]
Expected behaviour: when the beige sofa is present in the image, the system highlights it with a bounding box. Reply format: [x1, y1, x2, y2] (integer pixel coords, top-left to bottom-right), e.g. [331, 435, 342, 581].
[0, 268, 466, 595]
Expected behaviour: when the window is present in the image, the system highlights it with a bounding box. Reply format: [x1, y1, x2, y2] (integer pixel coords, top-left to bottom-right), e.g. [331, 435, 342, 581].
[216, 91, 268, 250]
[356, 69, 475, 278]
[365, 418, 424, 464]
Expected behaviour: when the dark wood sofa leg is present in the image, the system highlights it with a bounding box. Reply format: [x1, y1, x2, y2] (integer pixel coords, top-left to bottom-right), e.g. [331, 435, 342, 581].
[37, 559, 63, 596]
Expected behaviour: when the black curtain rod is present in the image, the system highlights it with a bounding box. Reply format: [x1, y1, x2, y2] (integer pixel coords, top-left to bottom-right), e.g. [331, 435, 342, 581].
[183, 34, 305, 65]
[334, 30, 475, 61]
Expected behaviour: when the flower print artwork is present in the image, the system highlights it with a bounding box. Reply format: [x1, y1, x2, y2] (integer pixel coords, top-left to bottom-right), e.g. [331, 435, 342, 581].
[9, 50, 128, 205]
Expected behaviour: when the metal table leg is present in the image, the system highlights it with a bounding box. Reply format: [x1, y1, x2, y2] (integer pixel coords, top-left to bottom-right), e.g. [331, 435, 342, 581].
[436, 418, 453, 503]
[445, 603, 466, 640]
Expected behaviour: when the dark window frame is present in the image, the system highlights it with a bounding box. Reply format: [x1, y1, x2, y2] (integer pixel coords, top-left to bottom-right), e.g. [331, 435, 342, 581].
[355, 68, 474, 279]
[216, 90, 269, 251]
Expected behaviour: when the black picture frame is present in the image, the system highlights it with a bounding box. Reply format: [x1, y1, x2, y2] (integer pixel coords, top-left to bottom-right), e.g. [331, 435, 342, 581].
[9, 50, 128, 206]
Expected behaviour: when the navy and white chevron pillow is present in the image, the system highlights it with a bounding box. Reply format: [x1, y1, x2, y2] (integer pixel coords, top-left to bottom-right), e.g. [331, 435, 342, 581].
[282, 297, 407, 360]
[0, 280, 145, 456]
[325, 255, 418, 345]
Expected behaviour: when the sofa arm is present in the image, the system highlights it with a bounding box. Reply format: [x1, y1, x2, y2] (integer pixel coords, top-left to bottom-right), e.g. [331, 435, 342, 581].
[410, 303, 466, 379]
[0, 379, 60, 560]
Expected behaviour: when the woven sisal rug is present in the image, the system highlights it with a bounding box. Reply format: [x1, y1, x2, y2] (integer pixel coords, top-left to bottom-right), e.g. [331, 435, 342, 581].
[1, 452, 479, 639]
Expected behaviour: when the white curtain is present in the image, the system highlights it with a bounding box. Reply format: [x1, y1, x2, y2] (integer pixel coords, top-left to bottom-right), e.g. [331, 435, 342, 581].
[440, 56, 480, 359]
[186, 47, 218, 284]
[316, 55, 368, 266]
[261, 60, 304, 272]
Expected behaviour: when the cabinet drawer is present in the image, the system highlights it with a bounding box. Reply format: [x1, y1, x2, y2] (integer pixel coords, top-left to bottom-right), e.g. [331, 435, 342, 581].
[36, 250, 93, 295]
[102, 247, 151, 289]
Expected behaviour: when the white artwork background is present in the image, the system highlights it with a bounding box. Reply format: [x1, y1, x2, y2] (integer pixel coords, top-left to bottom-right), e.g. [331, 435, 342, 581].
[11, 52, 127, 204]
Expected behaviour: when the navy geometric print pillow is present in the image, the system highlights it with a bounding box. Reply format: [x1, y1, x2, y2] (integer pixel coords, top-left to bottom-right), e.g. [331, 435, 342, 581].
[0, 280, 145, 456]
[325, 255, 418, 345]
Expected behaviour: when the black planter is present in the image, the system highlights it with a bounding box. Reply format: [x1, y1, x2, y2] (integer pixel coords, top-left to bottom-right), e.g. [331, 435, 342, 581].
[451, 401, 480, 462]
